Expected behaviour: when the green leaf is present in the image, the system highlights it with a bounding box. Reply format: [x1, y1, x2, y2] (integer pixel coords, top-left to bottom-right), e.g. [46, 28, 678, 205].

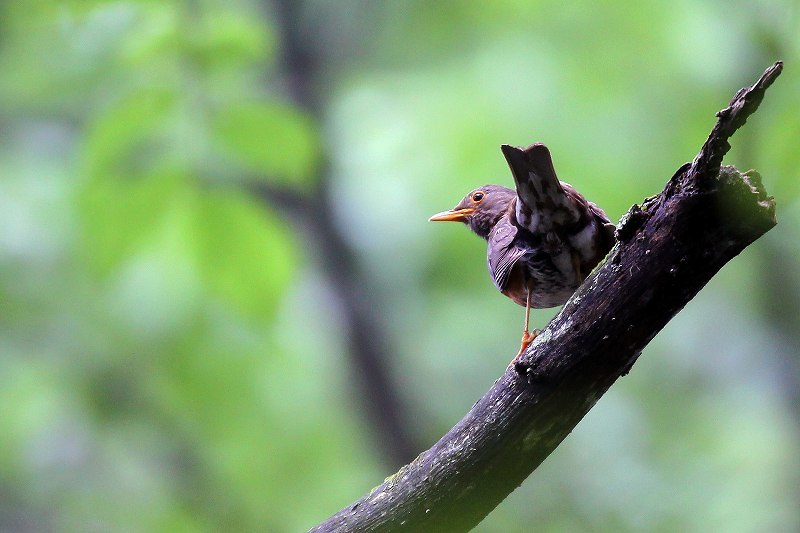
[213, 101, 319, 186]
[192, 190, 297, 319]
[82, 88, 177, 180]
[184, 9, 274, 71]
[77, 169, 186, 276]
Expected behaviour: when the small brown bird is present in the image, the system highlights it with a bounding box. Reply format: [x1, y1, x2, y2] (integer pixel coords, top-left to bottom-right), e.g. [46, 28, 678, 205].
[430, 143, 616, 359]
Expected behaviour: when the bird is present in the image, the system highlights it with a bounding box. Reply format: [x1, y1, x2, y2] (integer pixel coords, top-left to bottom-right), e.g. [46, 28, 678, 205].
[429, 143, 616, 360]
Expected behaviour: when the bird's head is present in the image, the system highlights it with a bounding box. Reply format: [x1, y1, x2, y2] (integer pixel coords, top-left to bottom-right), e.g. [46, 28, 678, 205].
[429, 184, 516, 239]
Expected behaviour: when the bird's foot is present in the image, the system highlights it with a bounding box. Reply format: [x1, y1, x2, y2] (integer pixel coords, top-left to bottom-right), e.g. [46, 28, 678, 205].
[511, 329, 540, 364]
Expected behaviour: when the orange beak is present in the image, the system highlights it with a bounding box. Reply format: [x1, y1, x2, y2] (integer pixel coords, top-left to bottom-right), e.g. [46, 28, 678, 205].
[428, 207, 475, 222]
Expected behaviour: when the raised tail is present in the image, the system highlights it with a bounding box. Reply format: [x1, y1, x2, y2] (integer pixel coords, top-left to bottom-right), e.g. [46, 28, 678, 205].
[500, 143, 583, 234]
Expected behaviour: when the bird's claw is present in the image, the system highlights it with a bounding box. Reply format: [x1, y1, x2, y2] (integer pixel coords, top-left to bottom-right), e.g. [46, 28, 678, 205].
[511, 328, 540, 364]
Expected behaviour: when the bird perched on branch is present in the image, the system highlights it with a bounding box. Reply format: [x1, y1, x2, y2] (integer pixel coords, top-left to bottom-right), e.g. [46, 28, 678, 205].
[430, 143, 616, 360]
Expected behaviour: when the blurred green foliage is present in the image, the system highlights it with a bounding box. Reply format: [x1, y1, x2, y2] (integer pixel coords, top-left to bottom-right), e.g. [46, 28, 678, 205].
[1, 1, 799, 531]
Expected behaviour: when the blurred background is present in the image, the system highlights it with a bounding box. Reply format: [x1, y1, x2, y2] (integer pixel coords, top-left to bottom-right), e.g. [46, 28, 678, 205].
[1, 0, 799, 531]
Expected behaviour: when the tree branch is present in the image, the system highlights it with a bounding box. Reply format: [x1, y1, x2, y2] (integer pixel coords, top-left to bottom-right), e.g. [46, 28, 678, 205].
[261, 0, 420, 466]
[311, 62, 782, 532]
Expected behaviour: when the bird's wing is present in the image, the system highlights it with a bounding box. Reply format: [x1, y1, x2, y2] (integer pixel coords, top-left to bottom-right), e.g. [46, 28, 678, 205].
[588, 200, 617, 250]
[500, 143, 584, 234]
[487, 216, 527, 292]
[562, 182, 617, 249]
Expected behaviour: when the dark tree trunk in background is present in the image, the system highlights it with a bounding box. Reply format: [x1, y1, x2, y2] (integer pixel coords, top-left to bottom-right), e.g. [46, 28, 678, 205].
[256, 0, 420, 467]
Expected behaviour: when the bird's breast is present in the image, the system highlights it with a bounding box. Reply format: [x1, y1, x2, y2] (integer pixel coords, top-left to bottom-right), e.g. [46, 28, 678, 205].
[500, 253, 580, 309]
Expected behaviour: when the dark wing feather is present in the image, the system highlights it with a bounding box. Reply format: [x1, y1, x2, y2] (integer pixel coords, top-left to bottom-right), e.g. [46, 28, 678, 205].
[562, 183, 616, 247]
[588, 200, 617, 251]
[501, 143, 584, 233]
[487, 216, 526, 292]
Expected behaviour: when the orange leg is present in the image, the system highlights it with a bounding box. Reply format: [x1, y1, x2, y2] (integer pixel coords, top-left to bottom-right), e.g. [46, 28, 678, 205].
[513, 282, 537, 362]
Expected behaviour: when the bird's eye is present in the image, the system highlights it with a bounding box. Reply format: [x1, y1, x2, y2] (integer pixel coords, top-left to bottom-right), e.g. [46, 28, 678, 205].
[471, 191, 485, 203]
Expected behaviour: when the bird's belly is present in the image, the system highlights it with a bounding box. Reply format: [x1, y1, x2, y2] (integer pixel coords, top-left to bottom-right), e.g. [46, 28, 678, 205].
[501, 258, 579, 309]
